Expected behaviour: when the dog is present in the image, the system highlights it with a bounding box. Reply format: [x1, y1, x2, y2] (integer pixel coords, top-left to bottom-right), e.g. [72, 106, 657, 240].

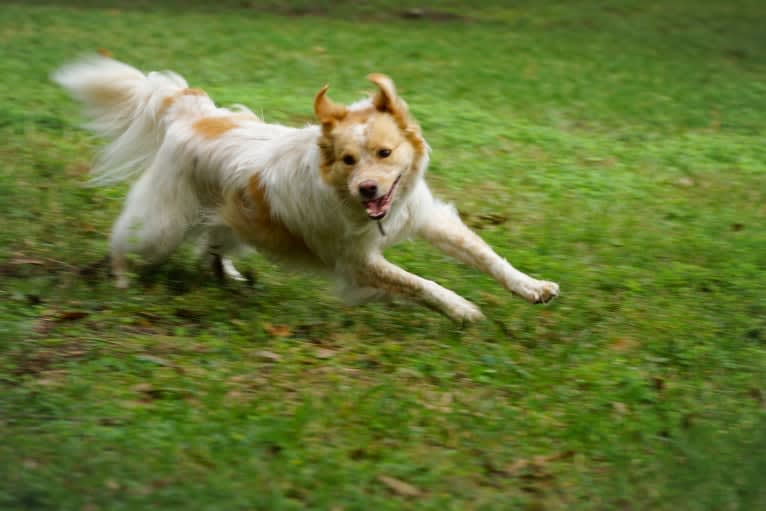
[54, 56, 559, 321]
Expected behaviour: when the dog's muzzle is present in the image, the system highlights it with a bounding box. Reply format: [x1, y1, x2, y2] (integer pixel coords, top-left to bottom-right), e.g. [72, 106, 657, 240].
[363, 174, 401, 220]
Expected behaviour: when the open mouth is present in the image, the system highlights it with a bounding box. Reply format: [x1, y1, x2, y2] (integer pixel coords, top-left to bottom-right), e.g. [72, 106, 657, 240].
[364, 174, 401, 220]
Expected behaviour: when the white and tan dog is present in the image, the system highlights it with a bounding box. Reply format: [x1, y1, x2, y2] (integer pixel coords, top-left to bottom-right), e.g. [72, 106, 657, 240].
[54, 57, 559, 321]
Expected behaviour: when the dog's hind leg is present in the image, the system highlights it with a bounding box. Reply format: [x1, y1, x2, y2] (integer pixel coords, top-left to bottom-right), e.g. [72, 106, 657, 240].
[203, 225, 247, 282]
[417, 201, 559, 304]
[109, 172, 196, 287]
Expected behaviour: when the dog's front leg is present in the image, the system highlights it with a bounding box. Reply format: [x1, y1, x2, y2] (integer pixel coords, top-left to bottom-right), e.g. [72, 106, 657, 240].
[418, 204, 559, 304]
[352, 255, 485, 322]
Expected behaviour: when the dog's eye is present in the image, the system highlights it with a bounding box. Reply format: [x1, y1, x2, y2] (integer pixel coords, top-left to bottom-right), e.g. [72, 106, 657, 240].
[377, 148, 392, 159]
[342, 155, 356, 165]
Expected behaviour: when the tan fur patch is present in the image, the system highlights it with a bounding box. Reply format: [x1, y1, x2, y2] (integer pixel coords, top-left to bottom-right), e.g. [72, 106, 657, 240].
[192, 117, 237, 139]
[222, 175, 312, 262]
[159, 95, 177, 115]
[159, 88, 208, 116]
[89, 84, 132, 108]
[182, 87, 206, 97]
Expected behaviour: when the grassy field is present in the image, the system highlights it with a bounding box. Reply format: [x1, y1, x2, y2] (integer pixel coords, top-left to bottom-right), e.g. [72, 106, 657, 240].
[1, 1, 765, 509]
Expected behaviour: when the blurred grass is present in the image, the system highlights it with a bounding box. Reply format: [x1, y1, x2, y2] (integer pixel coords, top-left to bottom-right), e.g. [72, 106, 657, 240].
[1, 1, 765, 510]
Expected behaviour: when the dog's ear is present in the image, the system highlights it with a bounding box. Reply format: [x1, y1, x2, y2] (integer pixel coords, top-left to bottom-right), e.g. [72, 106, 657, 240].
[368, 73, 408, 120]
[314, 84, 347, 126]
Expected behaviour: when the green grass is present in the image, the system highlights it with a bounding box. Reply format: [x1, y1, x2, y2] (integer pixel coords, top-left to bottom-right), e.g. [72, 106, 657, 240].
[1, 1, 765, 509]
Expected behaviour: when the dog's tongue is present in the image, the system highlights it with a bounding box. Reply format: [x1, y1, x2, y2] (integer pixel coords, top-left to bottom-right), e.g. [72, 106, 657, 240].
[365, 197, 387, 219]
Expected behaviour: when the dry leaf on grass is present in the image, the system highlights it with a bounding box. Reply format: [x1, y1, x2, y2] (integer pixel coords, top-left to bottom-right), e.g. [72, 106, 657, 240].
[56, 311, 90, 321]
[608, 337, 637, 352]
[315, 348, 336, 359]
[612, 402, 628, 414]
[255, 350, 282, 362]
[505, 450, 575, 477]
[131, 382, 154, 394]
[8, 258, 45, 265]
[377, 475, 422, 498]
[263, 323, 292, 338]
[34, 310, 90, 333]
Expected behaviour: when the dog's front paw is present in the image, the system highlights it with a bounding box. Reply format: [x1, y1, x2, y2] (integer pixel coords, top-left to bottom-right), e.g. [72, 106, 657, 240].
[447, 299, 485, 323]
[423, 282, 485, 322]
[517, 279, 560, 304]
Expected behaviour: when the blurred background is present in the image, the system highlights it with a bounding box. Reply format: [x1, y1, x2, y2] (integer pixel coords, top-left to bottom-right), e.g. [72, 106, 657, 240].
[1, 1, 765, 509]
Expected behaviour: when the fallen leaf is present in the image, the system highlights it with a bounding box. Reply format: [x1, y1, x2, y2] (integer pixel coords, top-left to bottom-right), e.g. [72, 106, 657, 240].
[377, 475, 422, 498]
[608, 337, 637, 352]
[57, 310, 90, 322]
[131, 383, 154, 393]
[612, 402, 628, 414]
[66, 163, 91, 177]
[477, 213, 509, 226]
[505, 458, 530, 476]
[537, 450, 575, 463]
[9, 258, 45, 265]
[34, 319, 54, 334]
[35, 369, 68, 387]
[506, 450, 575, 477]
[315, 348, 336, 359]
[255, 350, 282, 362]
[264, 323, 292, 338]
[225, 389, 249, 403]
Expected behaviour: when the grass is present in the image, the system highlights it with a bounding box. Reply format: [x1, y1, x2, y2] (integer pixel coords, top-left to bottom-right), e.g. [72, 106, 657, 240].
[1, 1, 765, 509]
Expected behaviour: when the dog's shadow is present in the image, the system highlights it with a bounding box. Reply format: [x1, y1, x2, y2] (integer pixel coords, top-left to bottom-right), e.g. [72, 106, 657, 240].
[80, 256, 255, 295]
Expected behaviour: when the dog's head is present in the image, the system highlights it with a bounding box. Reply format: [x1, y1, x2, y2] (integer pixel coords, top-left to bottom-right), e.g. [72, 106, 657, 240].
[315, 74, 428, 222]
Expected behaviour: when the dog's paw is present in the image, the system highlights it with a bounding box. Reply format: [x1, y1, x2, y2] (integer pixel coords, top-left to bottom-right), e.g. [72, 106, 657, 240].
[447, 300, 485, 323]
[517, 279, 560, 304]
[424, 282, 485, 322]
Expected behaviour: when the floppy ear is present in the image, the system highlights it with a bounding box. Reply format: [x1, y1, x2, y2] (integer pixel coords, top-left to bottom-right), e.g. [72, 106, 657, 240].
[314, 84, 347, 125]
[368, 73, 408, 118]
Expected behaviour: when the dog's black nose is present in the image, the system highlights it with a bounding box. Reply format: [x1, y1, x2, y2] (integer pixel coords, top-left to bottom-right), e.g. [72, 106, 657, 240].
[359, 180, 378, 199]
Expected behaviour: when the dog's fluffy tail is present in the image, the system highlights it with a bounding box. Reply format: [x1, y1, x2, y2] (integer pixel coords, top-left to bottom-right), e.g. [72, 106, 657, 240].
[53, 56, 188, 185]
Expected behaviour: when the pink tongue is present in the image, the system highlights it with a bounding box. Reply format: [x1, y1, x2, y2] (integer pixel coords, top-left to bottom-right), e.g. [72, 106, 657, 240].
[366, 197, 386, 216]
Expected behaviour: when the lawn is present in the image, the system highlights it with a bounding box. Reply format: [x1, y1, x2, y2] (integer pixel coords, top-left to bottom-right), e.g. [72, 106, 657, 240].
[1, 1, 765, 509]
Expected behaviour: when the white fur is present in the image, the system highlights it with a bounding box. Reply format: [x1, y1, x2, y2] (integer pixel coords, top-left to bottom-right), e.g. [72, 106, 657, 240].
[54, 57, 559, 320]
